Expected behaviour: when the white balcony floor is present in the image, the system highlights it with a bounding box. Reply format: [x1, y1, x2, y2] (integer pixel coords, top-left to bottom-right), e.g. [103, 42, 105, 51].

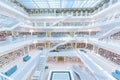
[43, 62, 81, 80]
[0, 36, 36, 47]
[48, 50, 78, 56]
[86, 50, 120, 72]
[100, 39, 120, 47]
[89, 38, 120, 53]
[77, 49, 120, 80]
[0, 49, 40, 79]
[0, 48, 120, 80]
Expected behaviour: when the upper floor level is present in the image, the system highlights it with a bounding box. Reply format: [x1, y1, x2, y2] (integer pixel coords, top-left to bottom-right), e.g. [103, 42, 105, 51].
[0, 0, 119, 17]
[0, 0, 120, 30]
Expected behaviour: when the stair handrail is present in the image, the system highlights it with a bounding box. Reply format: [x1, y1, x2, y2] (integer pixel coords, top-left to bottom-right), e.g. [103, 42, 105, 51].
[0, 73, 13, 80]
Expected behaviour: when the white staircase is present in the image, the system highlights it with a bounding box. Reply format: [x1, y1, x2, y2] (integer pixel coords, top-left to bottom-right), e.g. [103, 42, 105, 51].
[72, 66, 96, 80]
[31, 51, 47, 80]
[48, 40, 71, 52]
[72, 71, 81, 80]
[98, 26, 120, 39]
[77, 51, 116, 80]
[96, 21, 120, 39]
[37, 56, 46, 71]
[34, 40, 72, 79]
[11, 22, 23, 30]
[0, 39, 72, 80]
[0, 22, 22, 31]
[52, 15, 71, 26]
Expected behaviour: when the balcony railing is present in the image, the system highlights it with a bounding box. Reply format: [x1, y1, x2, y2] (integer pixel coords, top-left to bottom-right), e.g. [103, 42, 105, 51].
[0, 0, 28, 15]
[0, 73, 13, 80]
[93, 0, 119, 15]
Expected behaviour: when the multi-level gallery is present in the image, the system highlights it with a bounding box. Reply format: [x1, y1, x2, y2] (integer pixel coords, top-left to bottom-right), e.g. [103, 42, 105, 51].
[0, 0, 120, 80]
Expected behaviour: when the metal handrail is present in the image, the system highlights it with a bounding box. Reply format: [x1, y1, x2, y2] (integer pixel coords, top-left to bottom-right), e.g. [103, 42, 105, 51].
[0, 73, 13, 80]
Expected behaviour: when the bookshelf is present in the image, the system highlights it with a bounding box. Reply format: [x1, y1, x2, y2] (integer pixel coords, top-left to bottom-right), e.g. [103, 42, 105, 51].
[98, 48, 120, 65]
[110, 31, 120, 40]
[0, 49, 23, 67]
[77, 43, 86, 48]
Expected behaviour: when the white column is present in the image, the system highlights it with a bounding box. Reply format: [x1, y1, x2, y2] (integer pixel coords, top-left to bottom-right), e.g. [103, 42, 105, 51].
[89, 31, 91, 37]
[62, 12, 64, 16]
[67, 11, 69, 16]
[28, 45, 30, 53]
[40, 10, 42, 16]
[31, 32, 33, 36]
[97, 7, 100, 12]
[76, 11, 78, 16]
[23, 48, 25, 55]
[68, 11, 70, 15]
[97, 47, 99, 54]
[54, 9, 56, 16]
[92, 45, 95, 52]
[81, 11, 83, 16]
[85, 11, 87, 16]
[71, 11, 73, 16]
[44, 22, 46, 27]
[34, 43, 36, 49]
[46, 32, 47, 37]
[46, 10, 48, 16]
[34, 22, 37, 26]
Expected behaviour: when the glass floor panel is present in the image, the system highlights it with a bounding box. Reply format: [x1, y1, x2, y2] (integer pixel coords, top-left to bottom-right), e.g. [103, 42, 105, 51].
[50, 71, 71, 80]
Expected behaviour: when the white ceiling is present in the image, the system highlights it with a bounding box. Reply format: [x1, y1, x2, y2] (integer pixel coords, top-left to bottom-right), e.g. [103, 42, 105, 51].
[16, 0, 103, 9]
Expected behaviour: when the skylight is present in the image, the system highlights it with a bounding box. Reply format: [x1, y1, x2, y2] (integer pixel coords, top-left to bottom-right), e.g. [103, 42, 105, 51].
[16, 0, 103, 9]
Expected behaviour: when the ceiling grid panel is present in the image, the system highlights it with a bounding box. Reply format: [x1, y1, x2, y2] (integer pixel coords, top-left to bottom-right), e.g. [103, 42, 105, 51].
[16, 0, 103, 9]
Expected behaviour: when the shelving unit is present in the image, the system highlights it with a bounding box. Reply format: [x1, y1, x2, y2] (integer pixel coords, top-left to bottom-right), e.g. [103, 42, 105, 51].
[0, 31, 7, 41]
[56, 43, 72, 50]
[110, 31, 120, 40]
[33, 32, 46, 37]
[51, 32, 71, 37]
[98, 48, 120, 65]
[24, 46, 28, 54]
[47, 56, 82, 63]
[75, 31, 98, 37]
[36, 43, 45, 50]
[85, 44, 93, 50]
[50, 43, 59, 48]
[28, 9, 92, 16]
[77, 43, 86, 48]
[29, 44, 36, 51]
[0, 49, 23, 67]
